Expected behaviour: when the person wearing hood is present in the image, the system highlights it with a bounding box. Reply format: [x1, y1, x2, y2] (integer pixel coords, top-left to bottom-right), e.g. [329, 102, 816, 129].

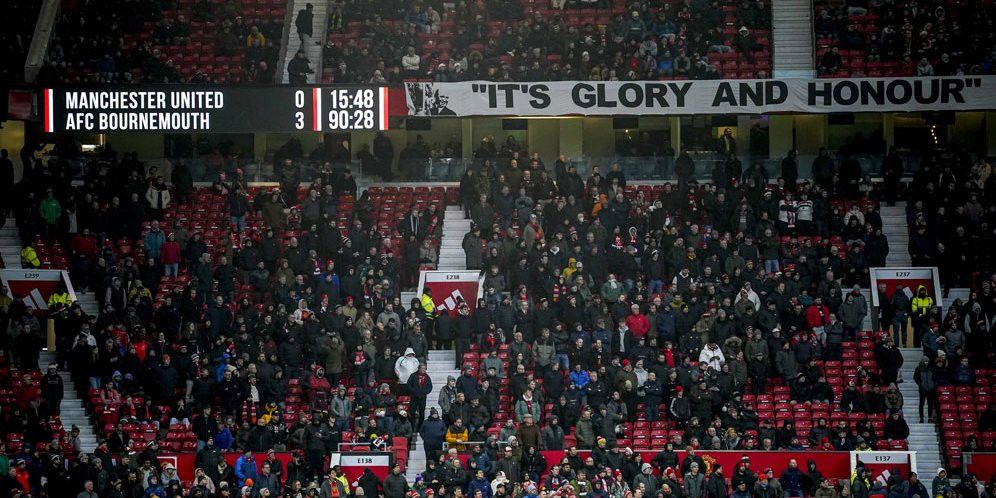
[160, 462, 181, 488]
[911, 285, 934, 345]
[144, 475, 165, 498]
[932, 468, 950, 497]
[802, 461, 824, 497]
[396, 348, 420, 385]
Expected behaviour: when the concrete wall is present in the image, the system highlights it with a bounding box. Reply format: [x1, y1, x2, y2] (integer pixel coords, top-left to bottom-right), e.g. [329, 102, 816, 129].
[0, 121, 26, 181]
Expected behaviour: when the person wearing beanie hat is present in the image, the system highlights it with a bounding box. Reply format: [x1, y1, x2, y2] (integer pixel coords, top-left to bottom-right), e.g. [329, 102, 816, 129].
[634, 462, 661, 496]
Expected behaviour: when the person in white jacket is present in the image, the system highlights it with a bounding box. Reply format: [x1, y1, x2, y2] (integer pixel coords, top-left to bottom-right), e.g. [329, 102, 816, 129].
[698, 343, 725, 371]
[395, 347, 420, 383]
[734, 283, 761, 311]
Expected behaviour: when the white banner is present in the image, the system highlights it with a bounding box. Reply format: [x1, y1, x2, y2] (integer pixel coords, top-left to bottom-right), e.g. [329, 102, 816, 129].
[405, 76, 996, 116]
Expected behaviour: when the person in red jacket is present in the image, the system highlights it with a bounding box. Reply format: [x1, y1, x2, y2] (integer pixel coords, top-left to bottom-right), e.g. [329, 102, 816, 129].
[625, 304, 650, 340]
[70, 228, 99, 258]
[161, 232, 182, 276]
[805, 296, 831, 343]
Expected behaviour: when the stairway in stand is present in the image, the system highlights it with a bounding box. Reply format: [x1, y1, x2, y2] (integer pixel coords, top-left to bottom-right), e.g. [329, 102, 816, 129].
[438, 206, 471, 270]
[881, 202, 912, 267]
[404, 349, 460, 482]
[38, 350, 98, 453]
[899, 347, 942, 490]
[1, 218, 22, 268]
[280, 0, 325, 83]
[771, 0, 815, 78]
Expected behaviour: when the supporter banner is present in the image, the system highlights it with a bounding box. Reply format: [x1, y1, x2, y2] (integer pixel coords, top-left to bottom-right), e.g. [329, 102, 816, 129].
[334, 452, 393, 483]
[964, 452, 996, 481]
[416, 270, 485, 314]
[540, 450, 853, 479]
[0, 269, 77, 312]
[850, 451, 916, 485]
[869, 267, 942, 308]
[405, 76, 996, 117]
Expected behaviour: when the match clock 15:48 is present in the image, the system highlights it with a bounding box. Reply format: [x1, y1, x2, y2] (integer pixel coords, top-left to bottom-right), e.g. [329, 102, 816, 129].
[309, 87, 389, 131]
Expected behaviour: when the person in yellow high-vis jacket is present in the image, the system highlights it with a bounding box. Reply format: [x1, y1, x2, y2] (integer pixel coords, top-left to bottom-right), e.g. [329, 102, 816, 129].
[20, 245, 40, 268]
[910, 285, 934, 347]
[420, 287, 437, 321]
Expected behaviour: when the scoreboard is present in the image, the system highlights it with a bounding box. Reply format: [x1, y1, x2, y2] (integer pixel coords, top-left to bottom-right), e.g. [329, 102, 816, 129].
[42, 86, 389, 133]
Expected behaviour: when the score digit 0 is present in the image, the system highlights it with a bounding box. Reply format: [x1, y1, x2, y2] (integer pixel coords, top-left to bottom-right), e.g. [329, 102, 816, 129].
[294, 90, 305, 130]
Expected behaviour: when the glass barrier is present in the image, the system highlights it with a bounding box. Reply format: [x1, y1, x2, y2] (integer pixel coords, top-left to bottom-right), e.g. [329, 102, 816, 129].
[58, 150, 926, 186]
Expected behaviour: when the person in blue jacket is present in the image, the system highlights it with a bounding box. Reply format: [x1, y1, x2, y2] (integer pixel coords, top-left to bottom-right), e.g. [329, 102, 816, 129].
[234, 449, 259, 488]
[144, 475, 165, 498]
[467, 469, 493, 498]
[419, 407, 447, 463]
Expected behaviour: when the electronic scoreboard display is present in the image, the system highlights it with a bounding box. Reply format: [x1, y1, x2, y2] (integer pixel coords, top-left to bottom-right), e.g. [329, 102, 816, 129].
[42, 86, 390, 133]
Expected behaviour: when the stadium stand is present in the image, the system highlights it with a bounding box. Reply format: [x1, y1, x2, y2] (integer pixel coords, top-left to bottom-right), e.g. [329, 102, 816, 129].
[36, 0, 286, 85]
[813, 0, 996, 78]
[2, 136, 992, 498]
[320, 0, 772, 83]
[0, 1, 42, 84]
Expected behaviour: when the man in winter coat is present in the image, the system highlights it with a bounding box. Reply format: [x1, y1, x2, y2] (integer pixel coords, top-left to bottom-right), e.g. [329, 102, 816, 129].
[234, 450, 259, 488]
[779, 459, 804, 497]
[382, 465, 409, 498]
[407, 364, 433, 429]
[914, 357, 936, 423]
[468, 469, 493, 498]
[683, 462, 705, 498]
[706, 465, 729, 498]
[838, 294, 866, 341]
[634, 463, 661, 497]
[253, 462, 281, 498]
[420, 407, 447, 462]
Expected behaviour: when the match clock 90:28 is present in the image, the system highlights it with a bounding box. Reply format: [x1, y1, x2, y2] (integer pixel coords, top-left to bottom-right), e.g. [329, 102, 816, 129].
[304, 87, 390, 131]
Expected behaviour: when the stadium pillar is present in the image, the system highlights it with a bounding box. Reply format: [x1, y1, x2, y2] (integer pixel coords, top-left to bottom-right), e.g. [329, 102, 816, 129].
[768, 115, 793, 160]
[987, 113, 996, 156]
[461, 119, 474, 159]
[736, 116, 751, 157]
[882, 114, 895, 152]
[558, 119, 583, 158]
[669, 117, 681, 153]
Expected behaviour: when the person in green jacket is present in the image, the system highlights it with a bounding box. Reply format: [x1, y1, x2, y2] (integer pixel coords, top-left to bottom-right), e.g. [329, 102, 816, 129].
[39, 189, 62, 236]
[932, 468, 950, 497]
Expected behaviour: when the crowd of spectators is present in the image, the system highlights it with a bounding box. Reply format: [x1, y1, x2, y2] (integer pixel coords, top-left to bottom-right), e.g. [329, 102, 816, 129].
[36, 0, 283, 85]
[0, 1, 41, 84]
[321, 0, 771, 84]
[814, 0, 996, 77]
[1, 135, 995, 498]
